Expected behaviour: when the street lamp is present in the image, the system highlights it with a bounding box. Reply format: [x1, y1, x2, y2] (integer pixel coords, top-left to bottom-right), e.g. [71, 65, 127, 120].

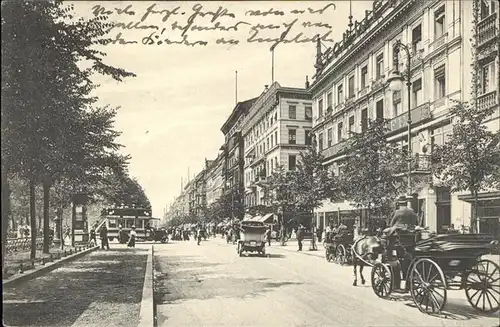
[387, 40, 414, 209]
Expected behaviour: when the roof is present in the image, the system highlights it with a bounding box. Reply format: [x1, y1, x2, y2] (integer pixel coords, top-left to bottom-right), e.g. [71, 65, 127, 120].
[221, 97, 258, 135]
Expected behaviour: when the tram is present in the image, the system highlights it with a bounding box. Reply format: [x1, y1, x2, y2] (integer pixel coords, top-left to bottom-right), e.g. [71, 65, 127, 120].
[101, 206, 158, 241]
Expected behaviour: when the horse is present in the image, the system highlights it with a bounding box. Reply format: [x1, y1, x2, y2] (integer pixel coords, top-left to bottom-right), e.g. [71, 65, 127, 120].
[351, 232, 382, 286]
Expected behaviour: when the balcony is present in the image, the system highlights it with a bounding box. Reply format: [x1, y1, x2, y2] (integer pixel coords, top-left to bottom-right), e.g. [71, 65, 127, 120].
[371, 78, 385, 92]
[411, 154, 431, 173]
[388, 102, 432, 132]
[321, 139, 351, 159]
[429, 33, 448, 53]
[477, 90, 498, 111]
[359, 87, 368, 97]
[477, 13, 498, 47]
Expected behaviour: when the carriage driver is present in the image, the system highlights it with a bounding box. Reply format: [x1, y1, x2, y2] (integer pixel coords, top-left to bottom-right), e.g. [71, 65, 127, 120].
[386, 198, 419, 291]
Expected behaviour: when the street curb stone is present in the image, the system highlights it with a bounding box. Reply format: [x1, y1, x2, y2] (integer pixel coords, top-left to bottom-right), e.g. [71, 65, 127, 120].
[138, 245, 155, 327]
[2, 246, 99, 289]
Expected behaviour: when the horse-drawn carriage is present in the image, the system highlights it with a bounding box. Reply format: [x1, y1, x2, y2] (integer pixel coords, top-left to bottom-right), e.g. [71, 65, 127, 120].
[369, 230, 499, 314]
[324, 230, 354, 265]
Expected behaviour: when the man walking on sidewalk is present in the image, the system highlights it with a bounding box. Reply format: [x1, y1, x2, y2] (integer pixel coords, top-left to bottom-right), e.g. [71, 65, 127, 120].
[100, 225, 110, 250]
[296, 224, 304, 251]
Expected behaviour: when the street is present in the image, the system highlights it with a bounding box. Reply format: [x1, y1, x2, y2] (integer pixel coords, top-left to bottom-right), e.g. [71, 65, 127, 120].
[155, 238, 499, 327]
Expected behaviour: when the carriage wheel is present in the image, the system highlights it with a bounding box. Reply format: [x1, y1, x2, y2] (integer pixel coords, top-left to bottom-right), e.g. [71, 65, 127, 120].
[409, 258, 447, 314]
[465, 259, 500, 313]
[371, 263, 393, 298]
[325, 248, 331, 262]
[336, 244, 347, 265]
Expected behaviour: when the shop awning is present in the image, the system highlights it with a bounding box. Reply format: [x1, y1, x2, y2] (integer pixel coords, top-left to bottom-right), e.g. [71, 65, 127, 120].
[458, 191, 500, 203]
[251, 215, 262, 221]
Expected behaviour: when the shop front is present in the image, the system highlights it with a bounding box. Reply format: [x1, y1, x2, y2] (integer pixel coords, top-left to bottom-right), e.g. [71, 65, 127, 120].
[458, 191, 500, 238]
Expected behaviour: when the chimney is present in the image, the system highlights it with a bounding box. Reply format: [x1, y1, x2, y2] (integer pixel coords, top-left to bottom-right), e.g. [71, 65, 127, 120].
[264, 85, 269, 92]
[305, 75, 310, 89]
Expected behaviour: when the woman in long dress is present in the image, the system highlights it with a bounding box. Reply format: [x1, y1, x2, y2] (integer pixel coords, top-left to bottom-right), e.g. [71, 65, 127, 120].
[128, 226, 137, 248]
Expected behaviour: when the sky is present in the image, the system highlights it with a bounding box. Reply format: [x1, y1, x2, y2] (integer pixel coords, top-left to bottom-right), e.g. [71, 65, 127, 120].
[70, 1, 373, 218]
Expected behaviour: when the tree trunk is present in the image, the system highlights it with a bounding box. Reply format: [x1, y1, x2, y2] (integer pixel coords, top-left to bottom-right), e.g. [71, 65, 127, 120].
[473, 190, 479, 234]
[1, 167, 11, 267]
[71, 201, 76, 247]
[29, 179, 37, 260]
[42, 181, 51, 253]
[60, 207, 64, 250]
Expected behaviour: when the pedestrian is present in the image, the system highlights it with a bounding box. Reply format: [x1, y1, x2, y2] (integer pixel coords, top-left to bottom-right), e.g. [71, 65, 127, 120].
[89, 225, 97, 246]
[99, 225, 110, 250]
[265, 226, 272, 246]
[296, 224, 304, 251]
[128, 225, 137, 247]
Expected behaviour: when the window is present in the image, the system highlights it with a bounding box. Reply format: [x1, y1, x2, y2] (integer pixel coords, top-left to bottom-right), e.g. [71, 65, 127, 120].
[348, 75, 355, 98]
[393, 91, 402, 117]
[376, 99, 384, 120]
[305, 105, 312, 120]
[434, 6, 445, 39]
[361, 109, 368, 132]
[289, 105, 296, 119]
[361, 66, 368, 89]
[337, 122, 343, 141]
[305, 130, 312, 145]
[270, 134, 274, 147]
[327, 128, 333, 147]
[431, 124, 452, 147]
[288, 129, 296, 144]
[412, 78, 423, 107]
[376, 53, 384, 80]
[288, 155, 297, 171]
[481, 60, 497, 94]
[267, 138, 270, 150]
[481, 0, 497, 20]
[337, 84, 343, 104]
[318, 133, 324, 151]
[412, 24, 422, 54]
[434, 65, 446, 99]
[275, 131, 278, 144]
[318, 99, 323, 117]
[327, 92, 333, 111]
[348, 116, 355, 133]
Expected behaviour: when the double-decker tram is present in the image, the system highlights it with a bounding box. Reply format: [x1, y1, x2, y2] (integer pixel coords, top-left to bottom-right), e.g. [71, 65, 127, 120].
[101, 206, 158, 241]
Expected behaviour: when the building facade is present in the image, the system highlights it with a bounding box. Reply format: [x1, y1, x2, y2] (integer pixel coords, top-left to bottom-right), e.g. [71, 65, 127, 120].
[310, 0, 499, 235]
[205, 154, 225, 207]
[242, 82, 313, 210]
[221, 98, 258, 220]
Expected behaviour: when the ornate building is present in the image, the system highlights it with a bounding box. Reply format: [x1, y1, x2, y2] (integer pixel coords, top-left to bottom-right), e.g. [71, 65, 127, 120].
[242, 82, 312, 211]
[310, 0, 499, 235]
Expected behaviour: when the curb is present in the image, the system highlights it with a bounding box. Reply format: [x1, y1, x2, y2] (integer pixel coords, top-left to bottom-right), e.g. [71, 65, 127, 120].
[2, 246, 99, 289]
[138, 245, 155, 327]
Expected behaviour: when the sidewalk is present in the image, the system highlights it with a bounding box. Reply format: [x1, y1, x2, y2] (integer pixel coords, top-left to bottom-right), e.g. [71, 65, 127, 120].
[3, 244, 150, 327]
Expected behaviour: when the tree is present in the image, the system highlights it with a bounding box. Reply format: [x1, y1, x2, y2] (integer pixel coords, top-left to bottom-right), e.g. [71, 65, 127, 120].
[339, 119, 408, 226]
[292, 147, 337, 249]
[2, 0, 135, 258]
[432, 101, 500, 233]
[262, 166, 297, 245]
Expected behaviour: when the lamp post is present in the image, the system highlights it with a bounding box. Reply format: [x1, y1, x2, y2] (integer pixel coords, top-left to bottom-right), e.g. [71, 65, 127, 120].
[387, 40, 414, 209]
